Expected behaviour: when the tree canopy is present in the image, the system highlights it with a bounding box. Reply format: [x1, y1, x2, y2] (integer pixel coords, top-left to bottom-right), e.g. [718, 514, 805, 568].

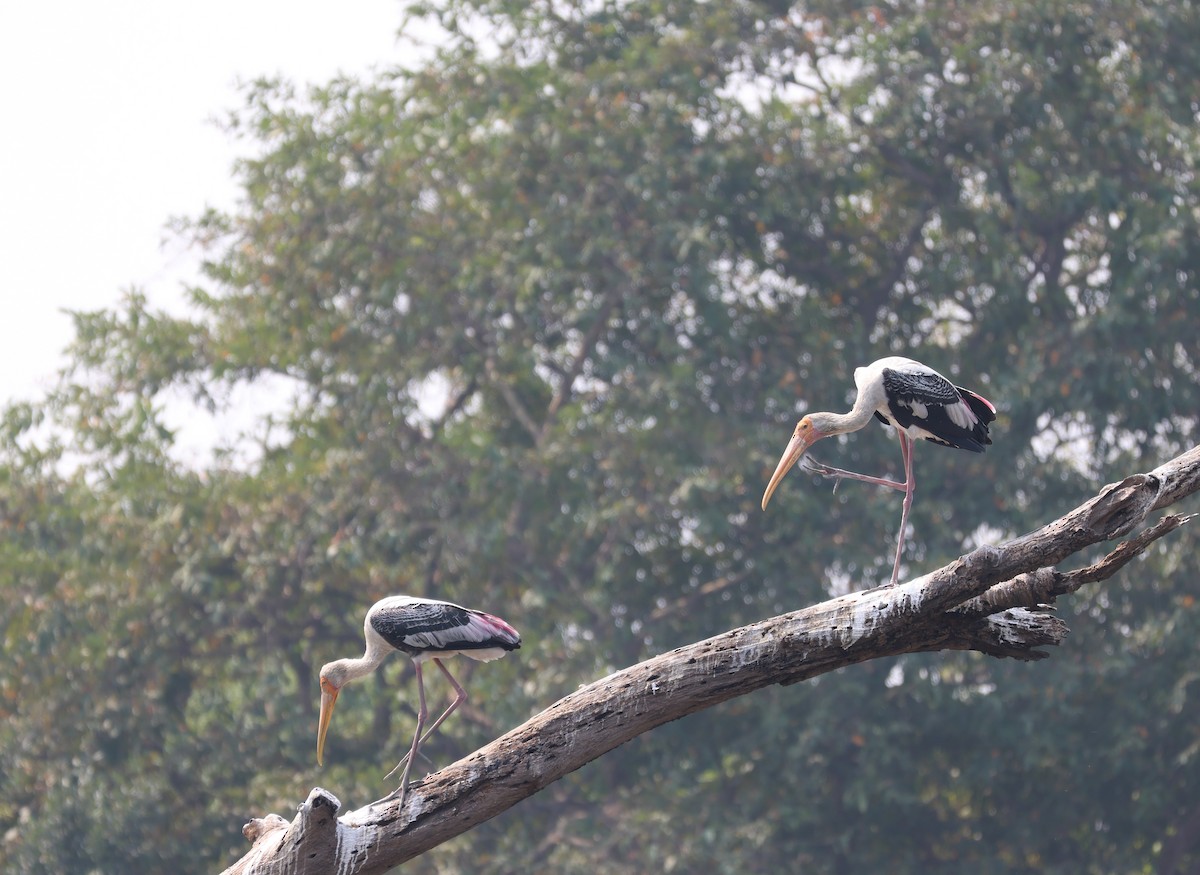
[2, 1, 1198, 872]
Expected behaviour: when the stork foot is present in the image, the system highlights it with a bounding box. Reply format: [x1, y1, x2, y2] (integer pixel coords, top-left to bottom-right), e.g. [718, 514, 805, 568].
[369, 781, 410, 812]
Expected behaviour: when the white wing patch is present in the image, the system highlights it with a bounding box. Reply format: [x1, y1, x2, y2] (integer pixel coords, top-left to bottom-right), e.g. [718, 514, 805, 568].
[945, 399, 974, 429]
[403, 614, 493, 650]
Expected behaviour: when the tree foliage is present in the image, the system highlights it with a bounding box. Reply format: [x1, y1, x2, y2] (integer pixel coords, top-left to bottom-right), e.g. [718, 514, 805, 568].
[2, 1, 1198, 872]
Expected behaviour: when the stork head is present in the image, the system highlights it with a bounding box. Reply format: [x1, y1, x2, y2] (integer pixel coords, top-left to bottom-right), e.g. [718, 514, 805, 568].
[761, 415, 826, 510]
[316, 661, 349, 766]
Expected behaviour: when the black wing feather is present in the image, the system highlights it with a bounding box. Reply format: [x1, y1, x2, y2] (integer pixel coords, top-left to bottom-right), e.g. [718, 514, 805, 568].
[881, 369, 960, 406]
[881, 368, 993, 453]
[370, 600, 521, 656]
[371, 602, 472, 652]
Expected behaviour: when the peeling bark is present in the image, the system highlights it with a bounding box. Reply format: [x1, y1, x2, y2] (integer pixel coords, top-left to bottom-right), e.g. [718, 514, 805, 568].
[222, 445, 1200, 875]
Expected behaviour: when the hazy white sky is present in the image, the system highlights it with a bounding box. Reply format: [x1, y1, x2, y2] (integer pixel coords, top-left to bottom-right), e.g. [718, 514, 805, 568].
[0, 1, 410, 457]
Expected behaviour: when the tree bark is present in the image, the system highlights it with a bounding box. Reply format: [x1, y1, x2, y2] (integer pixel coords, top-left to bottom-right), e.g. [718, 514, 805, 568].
[221, 445, 1200, 875]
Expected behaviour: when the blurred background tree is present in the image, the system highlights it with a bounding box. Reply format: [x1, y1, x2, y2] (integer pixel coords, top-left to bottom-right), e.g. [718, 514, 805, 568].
[2, 0, 1198, 872]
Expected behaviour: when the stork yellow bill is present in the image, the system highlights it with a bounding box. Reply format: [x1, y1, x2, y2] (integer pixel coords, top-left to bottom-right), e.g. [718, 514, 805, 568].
[316, 676, 340, 766]
[761, 417, 822, 512]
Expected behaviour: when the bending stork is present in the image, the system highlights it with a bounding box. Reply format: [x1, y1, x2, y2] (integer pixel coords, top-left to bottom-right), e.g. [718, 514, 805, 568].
[761, 356, 996, 586]
[317, 594, 521, 809]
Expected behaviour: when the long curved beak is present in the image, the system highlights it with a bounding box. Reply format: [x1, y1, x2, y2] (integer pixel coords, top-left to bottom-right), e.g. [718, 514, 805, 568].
[316, 682, 339, 766]
[761, 429, 816, 510]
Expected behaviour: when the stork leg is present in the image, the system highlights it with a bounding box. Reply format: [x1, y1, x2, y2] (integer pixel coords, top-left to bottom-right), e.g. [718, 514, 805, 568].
[383, 658, 468, 782]
[378, 661, 430, 810]
[888, 433, 916, 587]
[803, 459, 908, 493]
[806, 433, 916, 586]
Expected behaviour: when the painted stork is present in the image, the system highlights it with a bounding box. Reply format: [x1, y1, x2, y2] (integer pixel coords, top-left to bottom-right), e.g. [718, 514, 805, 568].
[317, 594, 521, 808]
[761, 356, 996, 586]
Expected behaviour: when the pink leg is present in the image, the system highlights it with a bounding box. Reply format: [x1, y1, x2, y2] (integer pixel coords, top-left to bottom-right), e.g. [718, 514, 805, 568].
[807, 433, 916, 586]
[888, 433, 916, 586]
[383, 659, 468, 781]
[805, 458, 908, 492]
[419, 659, 469, 742]
[380, 661, 429, 809]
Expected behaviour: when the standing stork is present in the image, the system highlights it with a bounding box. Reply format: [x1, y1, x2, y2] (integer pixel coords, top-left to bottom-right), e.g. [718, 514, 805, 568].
[761, 356, 996, 586]
[317, 594, 521, 809]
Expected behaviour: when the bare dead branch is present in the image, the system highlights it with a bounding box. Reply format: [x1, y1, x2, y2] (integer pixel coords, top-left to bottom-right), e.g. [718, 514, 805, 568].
[222, 444, 1200, 875]
[953, 513, 1193, 617]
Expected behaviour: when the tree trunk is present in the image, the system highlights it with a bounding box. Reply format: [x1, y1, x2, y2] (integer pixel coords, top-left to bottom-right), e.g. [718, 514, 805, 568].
[222, 445, 1200, 875]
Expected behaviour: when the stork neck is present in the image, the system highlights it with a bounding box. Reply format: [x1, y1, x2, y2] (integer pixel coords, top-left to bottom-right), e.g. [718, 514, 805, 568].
[814, 394, 878, 437]
[337, 630, 394, 684]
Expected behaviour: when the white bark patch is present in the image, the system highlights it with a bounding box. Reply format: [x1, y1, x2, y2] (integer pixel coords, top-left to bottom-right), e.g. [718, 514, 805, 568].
[729, 636, 775, 669]
[838, 577, 929, 648]
[236, 841, 278, 875]
[334, 821, 378, 875]
[340, 797, 377, 828]
[991, 608, 1047, 647]
[403, 788, 430, 823]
